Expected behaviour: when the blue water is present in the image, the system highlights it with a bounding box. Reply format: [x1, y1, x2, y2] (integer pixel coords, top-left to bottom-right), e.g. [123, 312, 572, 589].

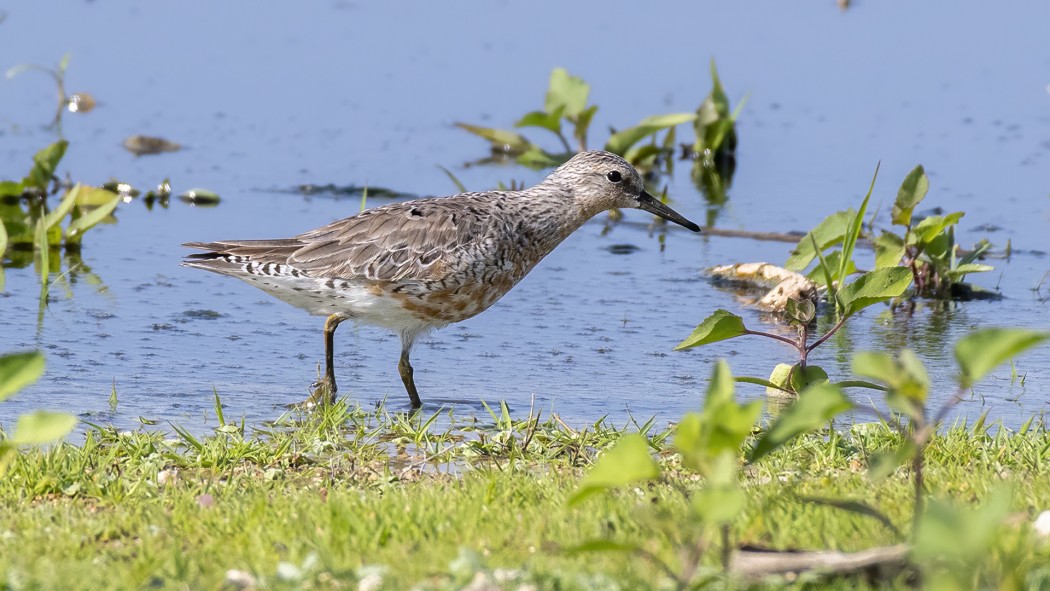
[1, 1, 1048, 432]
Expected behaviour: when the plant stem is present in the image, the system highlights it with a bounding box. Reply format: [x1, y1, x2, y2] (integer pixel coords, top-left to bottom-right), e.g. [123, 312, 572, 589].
[743, 329, 800, 349]
[806, 313, 851, 354]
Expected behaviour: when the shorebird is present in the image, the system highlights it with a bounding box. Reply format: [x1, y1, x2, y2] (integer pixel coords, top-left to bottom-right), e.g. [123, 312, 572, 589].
[183, 150, 700, 409]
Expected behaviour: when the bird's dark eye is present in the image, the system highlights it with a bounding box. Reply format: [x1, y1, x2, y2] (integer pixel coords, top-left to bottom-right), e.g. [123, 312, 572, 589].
[606, 171, 622, 183]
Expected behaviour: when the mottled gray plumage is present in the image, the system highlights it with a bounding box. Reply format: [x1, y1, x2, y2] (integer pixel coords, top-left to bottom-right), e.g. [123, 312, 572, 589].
[183, 150, 700, 408]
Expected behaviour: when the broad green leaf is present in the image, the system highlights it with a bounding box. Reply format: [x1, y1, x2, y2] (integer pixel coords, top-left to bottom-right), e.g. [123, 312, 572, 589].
[605, 113, 696, 155]
[73, 185, 121, 207]
[622, 143, 663, 169]
[765, 364, 794, 396]
[24, 140, 68, 191]
[674, 310, 747, 350]
[67, 191, 120, 239]
[955, 329, 1050, 389]
[545, 68, 589, 119]
[692, 482, 746, 525]
[514, 107, 564, 134]
[677, 361, 762, 475]
[569, 434, 659, 506]
[947, 263, 994, 279]
[912, 212, 964, 245]
[515, 147, 565, 169]
[913, 489, 1011, 563]
[0, 351, 45, 401]
[0, 180, 22, 198]
[784, 211, 852, 271]
[11, 411, 77, 444]
[454, 123, 532, 154]
[838, 267, 912, 317]
[874, 231, 906, 269]
[749, 384, 852, 463]
[853, 350, 929, 402]
[766, 363, 828, 396]
[891, 165, 928, 227]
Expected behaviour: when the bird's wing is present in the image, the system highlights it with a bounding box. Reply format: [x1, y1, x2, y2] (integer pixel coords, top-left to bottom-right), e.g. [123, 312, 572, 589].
[290, 193, 501, 281]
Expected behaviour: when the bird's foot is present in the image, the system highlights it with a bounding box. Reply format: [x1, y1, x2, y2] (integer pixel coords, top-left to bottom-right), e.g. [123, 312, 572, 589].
[287, 376, 337, 409]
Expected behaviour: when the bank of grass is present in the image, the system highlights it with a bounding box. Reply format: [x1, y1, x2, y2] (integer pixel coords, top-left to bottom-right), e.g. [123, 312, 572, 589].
[1, 401, 1049, 590]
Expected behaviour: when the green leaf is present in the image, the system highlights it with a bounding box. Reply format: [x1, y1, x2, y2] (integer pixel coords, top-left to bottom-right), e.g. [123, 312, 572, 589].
[515, 147, 566, 169]
[514, 107, 564, 134]
[0, 351, 46, 401]
[765, 363, 829, 396]
[66, 190, 120, 239]
[674, 310, 747, 350]
[692, 482, 746, 525]
[838, 163, 879, 284]
[0, 214, 7, 257]
[572, 105, 598, 150]
[784, 211, 852, 271]
[454, 123, 533, 154]
[569, 434, 659, 506]
[946, 263, 994, 280]
[891, 165, 928, 227]
[913, 489, 1012, 563]
[42, 184, 79, 232]
[604, 113, 696, 155]
[912, 212, 964, 245]
[804, 250, 857, 281]
[749, 384, 852, 463]
[0, 180, 22, 198]
[677, 361, 762, 476]
[25, 140, 68, 191]
[545, 68, 590, 119]
[853, 350, 929, 403]
[837, 267, 913, 317]
[874, 232, 906, 269]
[955, 329, 1050, 389]
[11, 411, 77, 444]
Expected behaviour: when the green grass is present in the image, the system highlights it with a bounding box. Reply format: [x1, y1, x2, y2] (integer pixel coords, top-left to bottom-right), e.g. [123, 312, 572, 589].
[2, 403, 1050, 590]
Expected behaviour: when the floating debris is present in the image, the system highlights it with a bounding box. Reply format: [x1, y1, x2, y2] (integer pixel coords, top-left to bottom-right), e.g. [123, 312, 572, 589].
[178, 188, 221, 206]
[123, 135, 181, 156]
[708, 262, 819, 312]
[66, 93, 96, 114]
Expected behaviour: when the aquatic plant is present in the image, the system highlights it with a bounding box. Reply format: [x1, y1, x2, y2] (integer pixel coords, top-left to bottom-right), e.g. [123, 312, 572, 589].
[459, 67, 747, 174]
[787, 164, 995, 301]
[0, 351, 77, 475]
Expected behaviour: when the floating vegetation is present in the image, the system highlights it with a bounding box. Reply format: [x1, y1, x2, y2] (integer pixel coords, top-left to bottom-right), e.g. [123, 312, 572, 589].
[177, 188, 221, 206]
[122, 134, 181, 156]
[456, 67, 720, 174]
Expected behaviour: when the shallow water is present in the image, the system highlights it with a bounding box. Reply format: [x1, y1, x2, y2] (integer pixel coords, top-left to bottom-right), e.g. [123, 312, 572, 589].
[1, 1, 1048, 432]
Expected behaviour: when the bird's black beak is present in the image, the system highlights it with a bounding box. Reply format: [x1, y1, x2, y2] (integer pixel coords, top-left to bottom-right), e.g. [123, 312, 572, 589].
[637, 190, 701, 232]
